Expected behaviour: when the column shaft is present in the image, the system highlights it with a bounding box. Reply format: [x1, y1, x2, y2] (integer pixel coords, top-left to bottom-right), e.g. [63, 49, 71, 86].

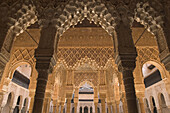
[67, 99, 71, 113]
[74, 103, 78, 113]
[122, 70, 138, 113]
[32, 22, 57, 113]
[52, 100, 57, 113]
[101, 99, 106, 113]
[74, 88, 79, 113]
[61, 103, 65, 113]
[56, 103, 60, 113]
[111, 103, 115, 113]
[94, 103, 98, 113]
[82, 107, 84, 113]
[9, 107, 14, 113]
[114, 20, 138, 113]
[115, 101, 119, 113]
[138, 98, 145, 113]
[107, 103, 111, 113]
[32, 69, 49, 113]
[53, 106, 56, 113]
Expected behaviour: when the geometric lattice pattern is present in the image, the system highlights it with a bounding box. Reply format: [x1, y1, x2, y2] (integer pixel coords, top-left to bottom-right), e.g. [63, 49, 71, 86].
[74, 72, 98, 87]
[11, 49, 35, 66]
[137, 47, 159, 65]
[57, 47, 114, 67]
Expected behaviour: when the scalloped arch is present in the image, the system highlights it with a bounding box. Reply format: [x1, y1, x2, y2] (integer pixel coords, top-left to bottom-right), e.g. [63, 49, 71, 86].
[73, 57, 99, 70]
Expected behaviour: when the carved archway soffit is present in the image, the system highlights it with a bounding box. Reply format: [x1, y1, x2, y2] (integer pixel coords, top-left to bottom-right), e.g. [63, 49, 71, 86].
[1, 0, 166, 41]
[135, 2, 164, 35]
[37, 0, 135, 37]
[0, 0, 37, 37]
[0, 0, 136, 38]
[73, 57, 99, 70]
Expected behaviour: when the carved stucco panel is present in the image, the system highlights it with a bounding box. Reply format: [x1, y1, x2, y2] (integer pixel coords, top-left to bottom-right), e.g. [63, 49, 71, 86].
[137, 47, 160, 66]
[74, 71, 98, 87]
[10, 48, 35, 66]
[57, 47, 114, 68]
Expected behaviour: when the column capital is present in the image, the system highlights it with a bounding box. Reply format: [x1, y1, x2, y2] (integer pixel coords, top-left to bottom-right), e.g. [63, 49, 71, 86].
[94, 98, 98, 103]
[113, 20, 137, 72]
[66, 93, 73, 99]
[34, 23, 57, 73]
[113, 3, 135, 28]
[107, 102, 112, 106]
[74, 97, 79, 103]
[60, 101, 65, 106]
[115, 54, 137, 72]
[99, 93, 106, 99]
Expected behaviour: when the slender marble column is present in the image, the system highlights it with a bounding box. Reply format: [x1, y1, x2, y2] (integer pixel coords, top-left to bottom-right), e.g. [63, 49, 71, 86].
[107, 103, 112, 113]
[94, 88, 98, 113]
[94, 103, 98, 113]
[19, 108, 22, 113]
[88, 107, 90, 113]
[56, 103, 60, 113]
[74, 103, 78, 113]
[74, 88, 79, 113]
[66, 99, 71, 113]
[101, 99, 106, 113]
[115, 101, 119, 113]
[138, 97, 145, 113]
[60, 102, 65, 113]
[53, 100, 57, 113]
[82, 106, 84, 113]
[9, 107, 14, 113]
[111, 103, 115, 113]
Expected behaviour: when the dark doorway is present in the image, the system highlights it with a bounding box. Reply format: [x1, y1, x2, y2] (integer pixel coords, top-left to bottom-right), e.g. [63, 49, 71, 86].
[84, 106, 88, 113]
